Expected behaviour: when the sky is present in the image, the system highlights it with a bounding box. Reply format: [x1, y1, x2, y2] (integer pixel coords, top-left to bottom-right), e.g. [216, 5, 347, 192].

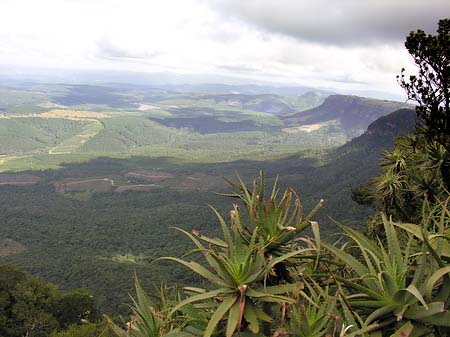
[0, 0, 448, 97]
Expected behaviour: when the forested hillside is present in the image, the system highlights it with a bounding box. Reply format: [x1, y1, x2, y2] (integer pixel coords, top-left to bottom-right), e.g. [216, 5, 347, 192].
[0, 106, 416, 316]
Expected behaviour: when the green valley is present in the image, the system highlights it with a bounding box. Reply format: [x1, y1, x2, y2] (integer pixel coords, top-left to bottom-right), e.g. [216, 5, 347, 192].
[1, 5, 449, 337]
[0, 81, 416, 314]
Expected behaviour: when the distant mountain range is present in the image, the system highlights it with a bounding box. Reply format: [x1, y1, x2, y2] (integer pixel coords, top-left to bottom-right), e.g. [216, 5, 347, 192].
[1, 66, 406, 101]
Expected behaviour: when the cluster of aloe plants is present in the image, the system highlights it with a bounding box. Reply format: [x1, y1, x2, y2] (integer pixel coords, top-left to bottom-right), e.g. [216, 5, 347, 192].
[109, 172, 450, 337]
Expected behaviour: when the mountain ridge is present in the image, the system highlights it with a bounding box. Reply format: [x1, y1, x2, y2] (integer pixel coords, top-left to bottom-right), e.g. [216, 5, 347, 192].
[282, 94, 411, 138]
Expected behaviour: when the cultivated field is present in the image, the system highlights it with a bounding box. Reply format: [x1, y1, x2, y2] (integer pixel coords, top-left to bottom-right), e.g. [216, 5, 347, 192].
[0, 239, 26, 257]
[0, 173, 40, 185]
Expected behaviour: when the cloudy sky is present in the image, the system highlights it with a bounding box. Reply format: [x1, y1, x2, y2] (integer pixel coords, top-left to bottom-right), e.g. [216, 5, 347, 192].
[0, 0, 448, 96]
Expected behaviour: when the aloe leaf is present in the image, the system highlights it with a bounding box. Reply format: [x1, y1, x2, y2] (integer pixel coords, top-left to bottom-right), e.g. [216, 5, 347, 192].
[267, 248, 314, 270]
[335, 221, 382, 260]
[174, 227, 226, 250]
[173, 228, 227, 277]
[246, 287, 294, 303]
[334, 276, 386, 301]
[381, 213, 404, 272]
[324, 243, 369, 279]
[258, 170, 265, 200]
[404, 302, 444, 319]
[417, 311, 450, 326]
[348, 300, 389, 308]
[425, 265, 450, 299]
[234, 172, 252, 204]
[207, 253, 239, 287]
[164, 330, 197, 337]
[422, 228, 446, 268]
[254, 305, 272, 322]
[183, 287, 207, 296]
[196, 235, 228, 248]
[243, 302, 259, 333]
[302, 199, 324, 223]
[365, 304, 398, 324]
[209, 206, 232, 247]
[130, 276, 161, 337]
[310, 220, 321, 269]
[104, 315, 130, 337]
[381, 272, 398, 297]
[411, 242, 428, 288]
[338, 296, 358, 331]
[390, 321, 414, 337]
[204, 294, 237, 337]
[159, 257, 227, 287]
[169, 288, 231, 316]
[263, 283, 301, 295]
[393, 222, 424, 240]
[226, 302, 240, 337]
[403, 285, 428, 309]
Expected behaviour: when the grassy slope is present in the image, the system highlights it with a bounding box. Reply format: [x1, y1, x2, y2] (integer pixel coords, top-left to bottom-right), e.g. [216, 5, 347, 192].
[0, 118, 89, 155]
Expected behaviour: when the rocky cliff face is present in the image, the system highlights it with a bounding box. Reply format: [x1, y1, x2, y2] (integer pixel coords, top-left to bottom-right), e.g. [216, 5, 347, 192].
[283, 95, 410, 138]
[339, 108, 416, 153]
[364, 108, 416, 138]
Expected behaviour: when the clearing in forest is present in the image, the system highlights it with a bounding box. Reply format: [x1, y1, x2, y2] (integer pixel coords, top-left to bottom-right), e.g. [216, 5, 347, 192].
[54, 178, 114, 193]
[0, 109, 110, 120]
[0, 173, 40, 185]
[282, 123, 323, 133]
[0, 239, 26, 257]
[48, 120, 104, 154]
[125, 171, 173, 182]
[39, 109, 110, 120]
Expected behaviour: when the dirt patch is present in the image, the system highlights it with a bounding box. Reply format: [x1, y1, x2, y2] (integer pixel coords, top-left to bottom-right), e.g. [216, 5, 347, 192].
[114, 184, 158, 193]
[137, 104, 160, 111]
[125, 171, 173, 183]
[0, 239, 26, 257]
[54, 178, 114, 193]
[282, 123, 323, 133]
[38, 101, 67, 109]
[39, 109, 109, 119]
[0, 174, 40, 185]
[0, 109, 109, 120]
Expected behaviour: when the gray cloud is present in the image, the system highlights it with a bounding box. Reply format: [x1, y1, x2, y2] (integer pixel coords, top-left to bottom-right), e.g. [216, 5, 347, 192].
[208, 0, 450, 46]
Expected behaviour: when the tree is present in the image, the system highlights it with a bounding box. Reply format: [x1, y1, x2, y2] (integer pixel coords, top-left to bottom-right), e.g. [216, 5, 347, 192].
[52, 290, 97, 329]
[0, 265, 99, 337]
[398, 18, 450, 150]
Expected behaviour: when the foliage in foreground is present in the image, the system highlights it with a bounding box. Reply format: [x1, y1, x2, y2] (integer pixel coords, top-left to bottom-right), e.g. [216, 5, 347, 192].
[0, 265, 97, 337]
[109, 170, 450, 337]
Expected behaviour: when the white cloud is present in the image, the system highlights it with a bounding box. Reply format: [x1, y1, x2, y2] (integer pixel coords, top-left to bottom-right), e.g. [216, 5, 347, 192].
[0, 0, 440, 97]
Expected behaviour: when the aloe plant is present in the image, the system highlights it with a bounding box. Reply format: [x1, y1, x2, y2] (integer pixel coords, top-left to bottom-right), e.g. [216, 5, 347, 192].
[224, 171, 323, 247]
[156, 172, 328, 337]
[392, 198, 450, 336]
[107, 277, 192, 337]
[222, 171, 324, 282]
[284, 280, 341, 337]
[160, 221, 307, 337]
[325, 209, 450, 336]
